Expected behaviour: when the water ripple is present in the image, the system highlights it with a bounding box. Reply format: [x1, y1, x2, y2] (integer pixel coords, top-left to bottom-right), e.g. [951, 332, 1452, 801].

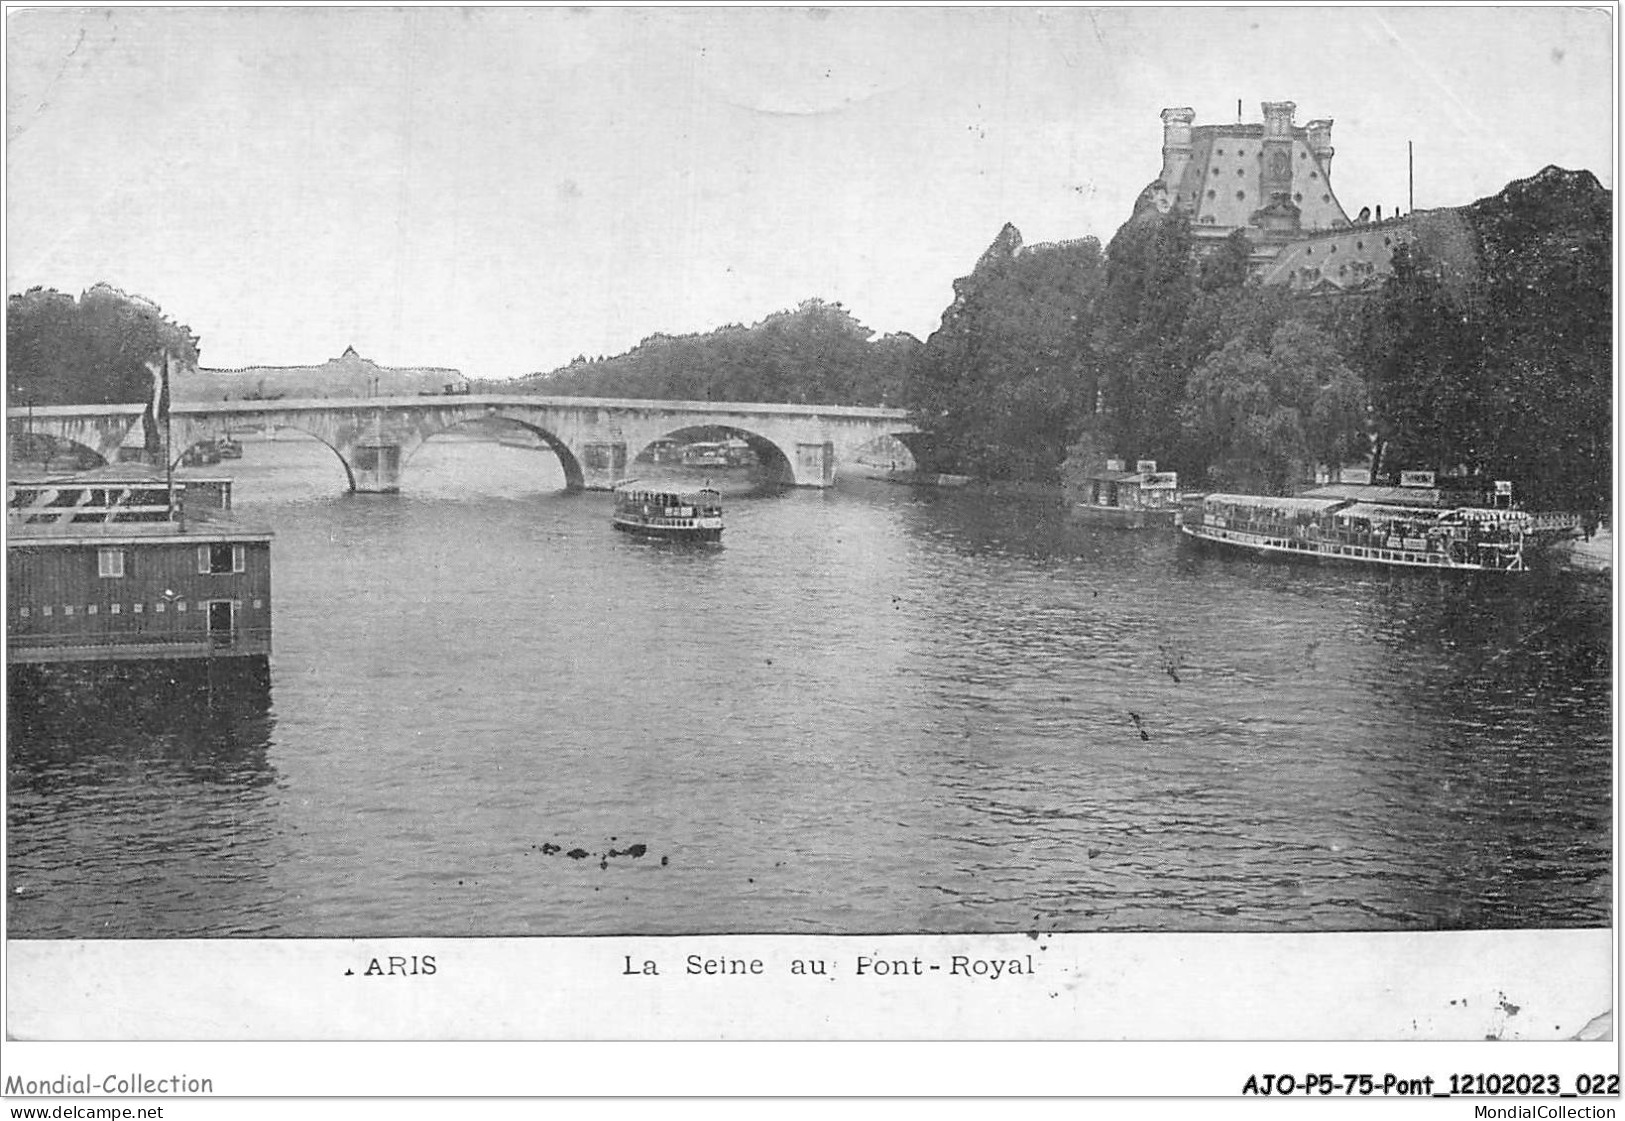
[7, 445, 1612, 937]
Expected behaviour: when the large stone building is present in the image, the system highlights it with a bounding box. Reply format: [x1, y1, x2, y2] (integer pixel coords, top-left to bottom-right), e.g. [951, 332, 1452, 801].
[179, 346, 470, 401]
[1154, 101, 1347, 245]
[1141, 100, 1467, 297]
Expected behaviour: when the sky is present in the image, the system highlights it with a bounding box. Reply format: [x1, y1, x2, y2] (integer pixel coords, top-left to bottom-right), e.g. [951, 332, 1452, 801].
[5, 5, 1615, 380]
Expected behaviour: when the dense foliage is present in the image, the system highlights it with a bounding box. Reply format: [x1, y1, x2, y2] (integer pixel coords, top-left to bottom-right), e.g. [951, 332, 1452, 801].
[1364, 168, 1611, 511]
[495, 299, 918, 407]
[7, 284, 200, 453]
[902, 167, 1608, 511]
[1083, 213, 1200, 474]
[1182, 320, 1369, 494]
[902, 226, 1105, 482]
[903, 214, 1372, 493]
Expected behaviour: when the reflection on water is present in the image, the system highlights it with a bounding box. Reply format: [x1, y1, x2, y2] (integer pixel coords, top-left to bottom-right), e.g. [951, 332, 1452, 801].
[6, 435, 1612, 937]
[8, 660, 283, 937]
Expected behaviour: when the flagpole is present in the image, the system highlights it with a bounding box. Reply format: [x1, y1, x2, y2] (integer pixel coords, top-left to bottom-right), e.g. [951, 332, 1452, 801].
[162, 350, 176, 524]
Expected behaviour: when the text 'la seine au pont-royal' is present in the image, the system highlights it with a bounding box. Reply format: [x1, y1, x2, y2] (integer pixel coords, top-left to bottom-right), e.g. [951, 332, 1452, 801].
[623, 952, 1038, 979]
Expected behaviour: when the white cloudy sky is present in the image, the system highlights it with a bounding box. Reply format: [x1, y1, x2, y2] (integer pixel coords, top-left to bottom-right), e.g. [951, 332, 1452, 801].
[5, 6, 1613, 379]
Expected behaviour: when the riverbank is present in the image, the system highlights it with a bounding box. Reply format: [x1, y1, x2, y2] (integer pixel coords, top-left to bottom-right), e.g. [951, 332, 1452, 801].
[872, 469, 1072, 502]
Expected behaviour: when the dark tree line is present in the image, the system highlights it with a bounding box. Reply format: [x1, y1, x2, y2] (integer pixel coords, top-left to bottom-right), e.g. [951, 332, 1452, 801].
[8, 284, 200, 454]
[1364, 168, 1611, 512]
[902, 226, 1105, 482]
[493, 299, 919, 408]
[904, 216, 1367, 493]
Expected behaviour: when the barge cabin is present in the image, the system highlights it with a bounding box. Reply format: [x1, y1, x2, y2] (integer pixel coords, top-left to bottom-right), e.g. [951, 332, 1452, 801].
[7, 466, 272, 665]
[1073, 459, 1181, 527]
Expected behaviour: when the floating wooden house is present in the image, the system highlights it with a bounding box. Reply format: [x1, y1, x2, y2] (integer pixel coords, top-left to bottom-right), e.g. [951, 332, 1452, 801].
[1072, 458, 1182, 527]
[7, 466, 272, 665]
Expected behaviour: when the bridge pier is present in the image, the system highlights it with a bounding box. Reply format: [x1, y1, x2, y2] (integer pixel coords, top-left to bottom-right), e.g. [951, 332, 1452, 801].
[794, 442, 836, 488]
[351, 442, 403, 493]
[580, 441, 630, 491]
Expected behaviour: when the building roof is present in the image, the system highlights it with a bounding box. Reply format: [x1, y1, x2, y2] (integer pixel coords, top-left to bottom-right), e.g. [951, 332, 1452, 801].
[9, 521, 272, 544]
[9, 463, 234, 486]
[1159, 104, 1349, 238]
[1257, 208, 1480, 295]
[1177, 132, 1348, 234]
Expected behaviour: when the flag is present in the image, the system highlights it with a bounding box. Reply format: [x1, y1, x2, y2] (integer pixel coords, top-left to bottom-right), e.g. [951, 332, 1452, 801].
[147, 354, 163, 419]
[143, 352, 169, 458]
[158, 350, 171, 425]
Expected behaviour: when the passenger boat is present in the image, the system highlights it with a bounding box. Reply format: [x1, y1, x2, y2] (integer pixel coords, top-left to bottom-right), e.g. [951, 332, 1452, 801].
[180, 440, 222, 467]
[611, 482, 723, 542]
[1181, 492, 1529, 572]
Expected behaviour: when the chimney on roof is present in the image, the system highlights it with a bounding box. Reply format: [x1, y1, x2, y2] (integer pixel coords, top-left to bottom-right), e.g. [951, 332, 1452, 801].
[1159, 107, 1196, 192]
[1260, 102, 1298, 231]
[1305, 118, 1335, 179]
[1261, 100, 1296, 138]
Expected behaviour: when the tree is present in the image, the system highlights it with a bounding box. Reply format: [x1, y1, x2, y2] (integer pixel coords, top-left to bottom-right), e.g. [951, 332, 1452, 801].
[1463, 167, 1611, 512]
[1361, 168, 1610, 513]
[8, 284, 201, 454]
[1091, 211, 1198, 469]
[517, 299, 911, 407]
[1197, 229, 1253, 292]
[1182, 320, 1368, 494]
[1360, 243, 1485, 478]
[902, 227, 1105, 481]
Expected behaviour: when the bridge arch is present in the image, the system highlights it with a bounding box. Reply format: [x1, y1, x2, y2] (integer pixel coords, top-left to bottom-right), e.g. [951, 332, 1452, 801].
[10, 431, 108, 472]
[208, 422, 358, 492]
[404, 414, 586, 491]
[164, 413, 359, 492]
[846, 431, 918, 475]
[631, 424, 797, 487]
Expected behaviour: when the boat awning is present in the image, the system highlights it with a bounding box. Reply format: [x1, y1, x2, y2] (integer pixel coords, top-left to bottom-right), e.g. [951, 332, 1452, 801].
[1301, 483, 1449, 507]
[1203, 494, 1347, 515]
[1334, 503, 1440, 525]
[612, 482, 719, 504]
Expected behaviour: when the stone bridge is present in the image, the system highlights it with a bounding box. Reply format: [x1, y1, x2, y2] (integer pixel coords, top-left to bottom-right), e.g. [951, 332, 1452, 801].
[8, 395, 917, 492]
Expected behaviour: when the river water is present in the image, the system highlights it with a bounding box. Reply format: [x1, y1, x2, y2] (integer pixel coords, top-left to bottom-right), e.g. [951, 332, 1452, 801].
[6, 436, 1613, 937]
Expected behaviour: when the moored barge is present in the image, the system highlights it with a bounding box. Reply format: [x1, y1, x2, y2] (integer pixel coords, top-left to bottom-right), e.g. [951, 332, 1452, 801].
[1071, 458, 1181, 528]
[611, 481, 723, 542]
[7, 466, 273, 664]
[1181, 491, 1529, 572]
